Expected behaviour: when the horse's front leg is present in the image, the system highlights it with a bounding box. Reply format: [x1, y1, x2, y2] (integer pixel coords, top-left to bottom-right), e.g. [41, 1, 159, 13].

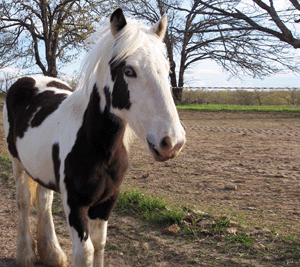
[88, 192, 119, 267]
[62, 194, 94, 267]
[89, 219, 108, 267]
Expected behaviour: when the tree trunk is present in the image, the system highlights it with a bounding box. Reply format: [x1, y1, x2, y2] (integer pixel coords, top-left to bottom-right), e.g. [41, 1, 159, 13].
[172, 87, 183, 104]
[165, 36, 177, 87]
[178, 65, 184, 88]
[169, 62, 177, 87]
[174, 49, 186, 103]
[46, 55, 58, 77]
[164, 31, 179, 102]
[254, 90, 262, 106]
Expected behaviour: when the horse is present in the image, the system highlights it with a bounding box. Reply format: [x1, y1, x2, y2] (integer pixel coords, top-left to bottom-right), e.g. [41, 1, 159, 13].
[3, 8, 185, 267]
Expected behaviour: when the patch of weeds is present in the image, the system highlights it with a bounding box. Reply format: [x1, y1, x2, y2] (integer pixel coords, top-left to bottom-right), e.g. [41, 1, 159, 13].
[282, 247, 300, 262]
[115, 190, 184, 227]
[121, 248, 128, 254]
[0, 154, 13, 182]
[107, 243, 119, 250]
[143, 236, 151, 242]
[226, 234, 255, 247]
[0, 155, 15, 190]
[52, 192, 65, 217]
[197, 251, 205, 257]
[117, 190, 164, 212]
[132, 164, 145, 168]
[150, 208, 184, 226]
[183, 224, 204, 238]
[117, 190, 245, 243]
[283, 235, 300, 243]
[63, 233, 69, 238]
[0, 173, 14, 188]
[55, 228, 62, 234]
[187, 258, 199, 265]
[276, 239, 300, 262]
[0, 155, 11, 171]
[52, 205, 65, 217]
[211, 218, 230, 234]
[181, 211, 232, 240]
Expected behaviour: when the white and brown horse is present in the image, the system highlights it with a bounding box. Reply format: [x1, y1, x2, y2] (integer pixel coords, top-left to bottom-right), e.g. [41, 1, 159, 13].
[3, 8, 185, 267]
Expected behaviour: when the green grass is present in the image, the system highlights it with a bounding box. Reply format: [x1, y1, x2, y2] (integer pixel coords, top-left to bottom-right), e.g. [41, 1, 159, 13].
[0, 155, 14, 188]
[52, 192, 65, 217]
[226, 234, 255, 247]
[115, 190, 184, 227]
[211, 218, 230, 234]
[0, 155, 12, 171]
[177, 104, 300, 113]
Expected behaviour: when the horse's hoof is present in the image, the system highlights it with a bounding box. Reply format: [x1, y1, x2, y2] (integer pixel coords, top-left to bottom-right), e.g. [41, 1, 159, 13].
[38, 243, 68, 267]
[16, 240, 38, 267]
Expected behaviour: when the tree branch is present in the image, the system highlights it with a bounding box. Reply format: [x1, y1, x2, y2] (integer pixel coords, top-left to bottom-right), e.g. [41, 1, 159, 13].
[196, 0, 300, 48]
[253, 0, 294, 42]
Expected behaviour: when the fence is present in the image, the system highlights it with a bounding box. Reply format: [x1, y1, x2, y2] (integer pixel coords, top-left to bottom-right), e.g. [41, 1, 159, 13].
[124, 113, 300, 228]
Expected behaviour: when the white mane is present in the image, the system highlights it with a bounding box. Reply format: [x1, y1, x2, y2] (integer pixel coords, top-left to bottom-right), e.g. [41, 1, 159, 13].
[78, 17, 166, 92]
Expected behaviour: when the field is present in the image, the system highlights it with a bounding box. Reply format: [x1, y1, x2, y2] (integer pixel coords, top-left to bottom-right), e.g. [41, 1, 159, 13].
[1, 105, 300, 266]
[177, 103, 300, 113]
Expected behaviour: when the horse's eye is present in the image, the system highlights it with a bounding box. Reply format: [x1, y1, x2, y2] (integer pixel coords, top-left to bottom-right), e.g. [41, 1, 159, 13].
[123, 66, 136, 78]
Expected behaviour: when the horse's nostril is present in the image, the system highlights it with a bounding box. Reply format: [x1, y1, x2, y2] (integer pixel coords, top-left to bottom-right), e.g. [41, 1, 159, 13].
[160, 136, 172, 149]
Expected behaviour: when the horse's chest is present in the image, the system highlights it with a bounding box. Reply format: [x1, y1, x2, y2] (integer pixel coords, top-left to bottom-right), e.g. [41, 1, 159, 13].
[64, 146, 129, 206]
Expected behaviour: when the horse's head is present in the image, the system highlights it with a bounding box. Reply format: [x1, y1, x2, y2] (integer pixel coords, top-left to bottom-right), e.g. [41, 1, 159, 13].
[101, 8, 185, 161]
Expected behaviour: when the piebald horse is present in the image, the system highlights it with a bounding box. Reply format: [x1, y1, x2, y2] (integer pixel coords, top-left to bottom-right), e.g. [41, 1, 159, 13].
[3, 8, 185, 267]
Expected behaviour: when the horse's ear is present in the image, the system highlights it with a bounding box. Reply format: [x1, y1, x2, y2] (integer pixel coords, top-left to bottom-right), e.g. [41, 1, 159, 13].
[153, 14, 167, 40]
[110, 8, 127, 37]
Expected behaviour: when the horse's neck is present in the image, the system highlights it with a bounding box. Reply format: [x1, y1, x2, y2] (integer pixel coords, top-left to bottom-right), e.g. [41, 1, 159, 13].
[60, 74, 102, 121]
[59, 77, 127, 153]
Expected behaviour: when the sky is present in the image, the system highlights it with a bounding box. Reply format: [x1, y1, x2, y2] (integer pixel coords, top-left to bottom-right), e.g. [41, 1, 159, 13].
[183, 59, 300, 88]
[2, 53, 299, 89]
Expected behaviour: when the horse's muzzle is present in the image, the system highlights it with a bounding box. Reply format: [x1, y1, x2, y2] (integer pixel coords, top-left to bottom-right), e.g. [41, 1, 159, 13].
[147, 137, 185, 162]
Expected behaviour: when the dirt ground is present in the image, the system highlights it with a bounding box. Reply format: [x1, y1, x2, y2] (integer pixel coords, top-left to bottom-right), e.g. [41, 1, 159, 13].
[1, 109, 300, 266]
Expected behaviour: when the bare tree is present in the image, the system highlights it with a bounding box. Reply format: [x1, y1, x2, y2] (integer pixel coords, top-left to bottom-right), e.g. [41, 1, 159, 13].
[0, 0, 116, 77]
[124, 0, 300, 102]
